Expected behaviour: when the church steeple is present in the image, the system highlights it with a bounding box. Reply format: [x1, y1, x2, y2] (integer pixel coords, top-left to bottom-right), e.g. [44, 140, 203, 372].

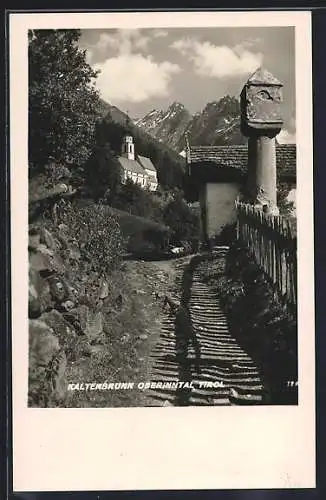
[122, 134, 135, 160]
[121, 111, 135, 160]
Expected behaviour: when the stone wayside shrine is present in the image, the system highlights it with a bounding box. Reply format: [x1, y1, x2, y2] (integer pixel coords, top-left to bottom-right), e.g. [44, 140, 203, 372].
[240, 67, 283, 211]
[186, 67, 296, 244]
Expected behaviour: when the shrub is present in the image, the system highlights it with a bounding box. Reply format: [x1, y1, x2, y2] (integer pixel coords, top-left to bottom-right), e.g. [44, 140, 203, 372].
[218, 222, 237, 245]
[57, 200, 125, 275]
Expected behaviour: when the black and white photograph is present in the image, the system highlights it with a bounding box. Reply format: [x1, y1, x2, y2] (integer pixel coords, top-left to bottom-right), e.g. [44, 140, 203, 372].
[10, 10, 315, 491]
[27, 25, 298, 408]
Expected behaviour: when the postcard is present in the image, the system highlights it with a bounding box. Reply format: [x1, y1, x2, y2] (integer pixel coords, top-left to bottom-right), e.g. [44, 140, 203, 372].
[9, 9, 315, 491]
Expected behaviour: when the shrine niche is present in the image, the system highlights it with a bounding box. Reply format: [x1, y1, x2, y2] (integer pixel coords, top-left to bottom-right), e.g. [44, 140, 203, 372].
[240, 67, 283, 136]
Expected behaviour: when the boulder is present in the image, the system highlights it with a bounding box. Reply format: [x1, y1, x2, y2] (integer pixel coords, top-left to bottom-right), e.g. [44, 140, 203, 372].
[40, 227, 59, 251]
[41, 309, 76, 346]
[28, 232, 41, 249]
[98, 279, 109, 299]
[29, 249, 53, 272]
[29, 277, 40, 318]
[29, 267, 52, 317]
[39, 245, 65, 273]
[28, 319, 67, 406]
[36, 244, 55, 257]
[48, 276, 69, 304]
[29, 245, 65, 275]
[29, 319, 60, 365]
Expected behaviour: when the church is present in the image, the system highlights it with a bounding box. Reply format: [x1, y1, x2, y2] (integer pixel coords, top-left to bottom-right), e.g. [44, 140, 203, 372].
[117, 132, 158, 191]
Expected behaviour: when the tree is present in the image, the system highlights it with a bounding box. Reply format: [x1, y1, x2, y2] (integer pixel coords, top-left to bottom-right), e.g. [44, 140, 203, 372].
[84, 141, 121, 201]
[29, 29, 102, 173]
[163, 191, 200, 245]
[112, 179, 150, 217]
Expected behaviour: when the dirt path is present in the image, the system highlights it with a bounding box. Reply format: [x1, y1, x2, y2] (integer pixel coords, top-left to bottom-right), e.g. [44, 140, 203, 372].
[144, 250, 265, 407]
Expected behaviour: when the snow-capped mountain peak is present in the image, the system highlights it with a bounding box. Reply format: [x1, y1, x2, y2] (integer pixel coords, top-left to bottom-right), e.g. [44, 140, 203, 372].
[136, 96, 247, 152]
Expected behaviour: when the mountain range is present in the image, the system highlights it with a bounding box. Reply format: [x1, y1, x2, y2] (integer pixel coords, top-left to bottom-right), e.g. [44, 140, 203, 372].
[95, 95, 252, 190]
[134, 96, 247, 154]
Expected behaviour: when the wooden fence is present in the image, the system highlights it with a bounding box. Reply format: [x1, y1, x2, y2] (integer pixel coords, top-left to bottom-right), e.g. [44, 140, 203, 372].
[235, 201, 297, 312]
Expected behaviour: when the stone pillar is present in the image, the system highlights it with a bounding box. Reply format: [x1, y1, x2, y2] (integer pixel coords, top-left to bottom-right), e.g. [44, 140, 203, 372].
[255, 134, 277, 206]
[240, 67, 284, 212]
[247, 135, 257, 203]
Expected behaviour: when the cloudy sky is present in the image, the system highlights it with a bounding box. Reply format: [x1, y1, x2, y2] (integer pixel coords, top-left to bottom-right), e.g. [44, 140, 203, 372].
[79, 27, 295, 143]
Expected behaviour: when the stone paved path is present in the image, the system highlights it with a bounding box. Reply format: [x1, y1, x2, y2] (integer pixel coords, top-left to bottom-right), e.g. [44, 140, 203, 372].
[146, 250, 264, 406]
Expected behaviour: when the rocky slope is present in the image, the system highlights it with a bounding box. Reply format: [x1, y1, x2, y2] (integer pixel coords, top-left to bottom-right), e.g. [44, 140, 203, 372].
[28, 176, 174, 408]
[135, 102, 192, 151]
[135, 96, 247, 153]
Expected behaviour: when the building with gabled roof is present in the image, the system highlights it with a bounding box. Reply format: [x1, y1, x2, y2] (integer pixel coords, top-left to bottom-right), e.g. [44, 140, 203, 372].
[137, 155, 158, 191]
[187, 144, 296, 181]
[117, 133, 158, 191]
[186, 142, 296, 242]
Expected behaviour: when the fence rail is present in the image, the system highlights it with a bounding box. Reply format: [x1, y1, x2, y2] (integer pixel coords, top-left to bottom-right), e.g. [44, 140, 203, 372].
[235, 201, 297, 311]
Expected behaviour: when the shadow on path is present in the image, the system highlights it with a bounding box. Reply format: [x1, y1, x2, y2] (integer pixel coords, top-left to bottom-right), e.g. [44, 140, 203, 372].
[174, 254, 208, 406]
[147, 248, 267, 407]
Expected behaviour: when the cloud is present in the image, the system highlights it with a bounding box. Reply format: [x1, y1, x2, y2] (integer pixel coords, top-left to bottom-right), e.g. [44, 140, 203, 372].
[84, 29, 180, 102]
[86, 29, 151, 63]
[152, 29, 168, 38]
[277, 129, 296, 144]
[94, 53, 181, 103]
[277, 116, 296, 144]
[235, 37, 262, 51]
[170, 37, 263, 78]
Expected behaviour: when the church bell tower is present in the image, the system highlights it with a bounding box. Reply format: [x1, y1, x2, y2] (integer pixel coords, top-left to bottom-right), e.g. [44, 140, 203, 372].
[122, 134, 135, 161]
[121, 112, 135, 161]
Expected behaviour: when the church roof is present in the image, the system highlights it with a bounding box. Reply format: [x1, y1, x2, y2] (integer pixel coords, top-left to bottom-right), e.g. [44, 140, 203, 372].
[137, 155, 157, 173]
[117, 156, 146, 175]
[187, 144, 296, 179]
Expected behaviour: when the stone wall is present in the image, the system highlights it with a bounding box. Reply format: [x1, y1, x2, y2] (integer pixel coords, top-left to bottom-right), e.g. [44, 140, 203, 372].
[28, 219, 115, 407]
